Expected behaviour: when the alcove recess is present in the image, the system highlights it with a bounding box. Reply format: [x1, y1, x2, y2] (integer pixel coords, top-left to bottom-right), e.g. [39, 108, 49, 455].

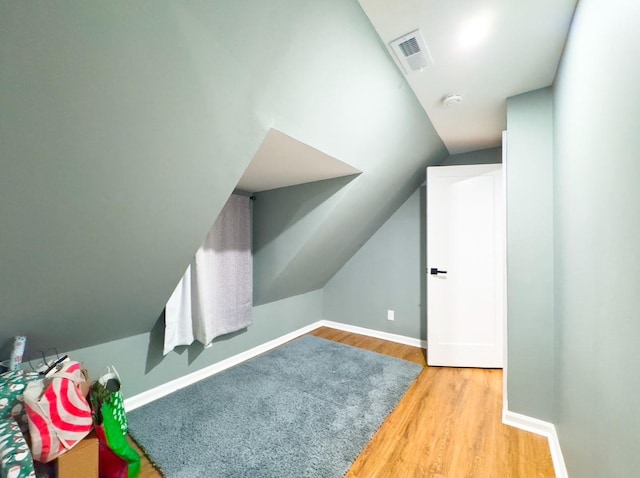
[236, 128, 361, 195]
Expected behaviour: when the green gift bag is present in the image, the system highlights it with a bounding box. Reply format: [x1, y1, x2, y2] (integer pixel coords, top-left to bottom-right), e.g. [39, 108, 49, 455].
[90, 381, 140, 478]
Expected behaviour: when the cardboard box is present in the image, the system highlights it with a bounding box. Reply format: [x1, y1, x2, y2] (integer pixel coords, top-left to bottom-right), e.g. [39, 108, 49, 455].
[56, 431, 98, 478]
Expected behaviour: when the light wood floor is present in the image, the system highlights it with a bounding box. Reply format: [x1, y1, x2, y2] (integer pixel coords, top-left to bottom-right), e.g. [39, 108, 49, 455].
[132, 326, 554, 477]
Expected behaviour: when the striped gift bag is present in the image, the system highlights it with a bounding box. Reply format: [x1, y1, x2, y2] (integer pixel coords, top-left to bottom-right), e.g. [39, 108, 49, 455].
[23, 361, 92, 463]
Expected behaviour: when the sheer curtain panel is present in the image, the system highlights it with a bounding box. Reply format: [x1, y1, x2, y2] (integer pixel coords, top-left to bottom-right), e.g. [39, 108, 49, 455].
[164, 194, 252, 355]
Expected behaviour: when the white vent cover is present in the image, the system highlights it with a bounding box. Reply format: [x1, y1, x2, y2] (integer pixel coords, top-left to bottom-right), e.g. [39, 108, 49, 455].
[389, 30, 433, 74]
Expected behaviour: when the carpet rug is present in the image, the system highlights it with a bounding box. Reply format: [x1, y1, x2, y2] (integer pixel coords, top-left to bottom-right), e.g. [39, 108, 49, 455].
[127, 335, 422, 477]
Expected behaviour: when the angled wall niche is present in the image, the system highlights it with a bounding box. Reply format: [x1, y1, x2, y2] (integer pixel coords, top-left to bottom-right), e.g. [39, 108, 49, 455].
[236, 129, 361, 193]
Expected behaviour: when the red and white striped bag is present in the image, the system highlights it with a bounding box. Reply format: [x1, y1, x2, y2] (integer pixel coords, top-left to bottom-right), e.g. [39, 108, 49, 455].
[23, 360, 93, 462]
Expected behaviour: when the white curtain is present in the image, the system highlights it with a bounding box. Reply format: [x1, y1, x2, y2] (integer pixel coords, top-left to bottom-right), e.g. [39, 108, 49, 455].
[163, 194, 252, 355]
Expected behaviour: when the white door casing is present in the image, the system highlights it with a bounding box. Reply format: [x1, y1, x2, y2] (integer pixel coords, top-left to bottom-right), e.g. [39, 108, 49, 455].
[427, 164, 504, 368]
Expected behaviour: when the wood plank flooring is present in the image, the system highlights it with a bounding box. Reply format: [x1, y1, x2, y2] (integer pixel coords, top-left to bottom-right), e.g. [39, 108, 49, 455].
[132, 326, 554, 477]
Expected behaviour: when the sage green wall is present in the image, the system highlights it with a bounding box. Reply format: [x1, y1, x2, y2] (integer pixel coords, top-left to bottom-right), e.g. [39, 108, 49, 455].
[553, 0, 640, 475]
[505, 88, 555, 421]
[67, 291, 323, 398]
[322, 148, 501, 340]
[0, 0, 446, 355]
[252, 38, 447, 304]
[2, 1, 254, 354]
[323, 187, 426, 339]
[440, 147, 502, 166]
[253, 176, 358, 305]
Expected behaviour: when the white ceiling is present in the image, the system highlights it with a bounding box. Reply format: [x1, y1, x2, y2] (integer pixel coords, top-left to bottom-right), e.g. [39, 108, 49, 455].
[358, 0, 577, 154]
[237, 129, 361, 193]
[238, 1, 576, 193]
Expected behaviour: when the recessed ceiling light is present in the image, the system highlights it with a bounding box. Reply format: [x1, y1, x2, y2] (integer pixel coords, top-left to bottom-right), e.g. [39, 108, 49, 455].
[458, 12, 493, 51]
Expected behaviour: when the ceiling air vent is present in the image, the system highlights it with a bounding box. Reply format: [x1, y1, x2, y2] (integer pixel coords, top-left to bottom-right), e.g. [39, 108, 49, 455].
[389, 30, 433, 75]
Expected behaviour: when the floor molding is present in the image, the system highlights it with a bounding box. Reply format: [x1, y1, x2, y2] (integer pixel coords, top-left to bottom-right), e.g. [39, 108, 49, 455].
[502, 410, 568, 478]
[124, 321, 323, 412]
[319, 320, 427, 349]
[124, 320, 424, 412]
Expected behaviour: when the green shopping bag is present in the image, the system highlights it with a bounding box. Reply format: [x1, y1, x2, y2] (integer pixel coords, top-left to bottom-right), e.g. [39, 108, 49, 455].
[90, 381, 140, 478]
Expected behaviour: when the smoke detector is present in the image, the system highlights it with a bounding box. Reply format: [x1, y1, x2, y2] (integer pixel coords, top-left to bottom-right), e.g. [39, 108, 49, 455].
[442, 94, 463, 107]
[389, 30, 433, 74]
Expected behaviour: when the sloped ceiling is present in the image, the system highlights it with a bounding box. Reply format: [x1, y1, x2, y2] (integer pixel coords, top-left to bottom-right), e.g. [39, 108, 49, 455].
[0, 0, 447, 355]
[358, 0, 577, 154]
[236, 129, 361, 193]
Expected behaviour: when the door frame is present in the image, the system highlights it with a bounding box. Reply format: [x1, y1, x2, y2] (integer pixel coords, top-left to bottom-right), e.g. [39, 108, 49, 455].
[501, 131, 509, 411]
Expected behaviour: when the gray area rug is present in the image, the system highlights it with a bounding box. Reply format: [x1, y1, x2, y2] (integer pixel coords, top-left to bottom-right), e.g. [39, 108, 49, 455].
[128, 335, 422, 477]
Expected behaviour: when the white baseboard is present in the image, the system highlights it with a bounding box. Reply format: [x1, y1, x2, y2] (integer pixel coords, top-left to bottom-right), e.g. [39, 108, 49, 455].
[502, 410, 568, 478]
[124, 320, 424, 412]
[124, 320, 323, 412]
[319, 320, 427, 349]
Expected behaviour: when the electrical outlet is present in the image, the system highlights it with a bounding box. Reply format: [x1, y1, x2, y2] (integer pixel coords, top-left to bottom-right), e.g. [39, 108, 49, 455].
[387, 309, 395, 321]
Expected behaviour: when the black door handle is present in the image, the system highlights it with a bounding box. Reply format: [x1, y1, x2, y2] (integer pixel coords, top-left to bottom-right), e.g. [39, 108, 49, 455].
[430, 268, 447, 275]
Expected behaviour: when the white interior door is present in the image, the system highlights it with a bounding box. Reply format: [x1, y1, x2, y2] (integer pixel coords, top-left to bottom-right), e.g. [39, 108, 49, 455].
[427, 164, 504, 368]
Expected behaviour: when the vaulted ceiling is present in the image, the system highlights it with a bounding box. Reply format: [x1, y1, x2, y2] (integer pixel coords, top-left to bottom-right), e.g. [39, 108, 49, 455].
[0, 0, 577, 356]
[359, 0, 577, 154]
[237, 0, 577, 195]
